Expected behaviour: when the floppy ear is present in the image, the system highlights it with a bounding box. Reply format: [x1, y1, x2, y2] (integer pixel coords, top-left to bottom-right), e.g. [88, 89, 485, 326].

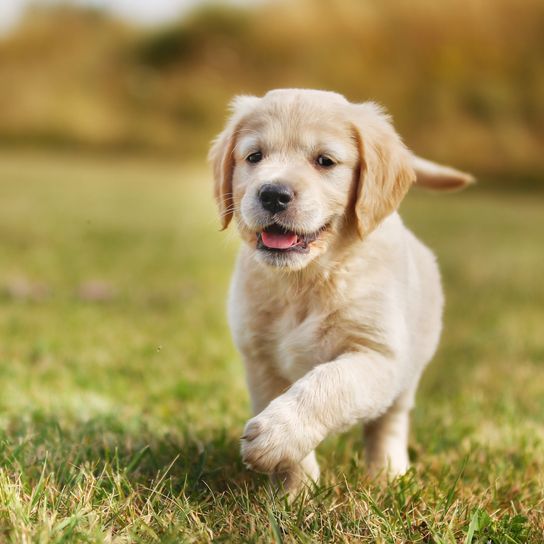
[413, 155, 475, 190]
[351, 103, 416, 237]
[209, 126, 237, 230]
[208, 95, 260, 230]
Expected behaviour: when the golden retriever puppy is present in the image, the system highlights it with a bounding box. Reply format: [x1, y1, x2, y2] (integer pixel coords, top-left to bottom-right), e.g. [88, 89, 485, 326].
[209, 89, 472, 496]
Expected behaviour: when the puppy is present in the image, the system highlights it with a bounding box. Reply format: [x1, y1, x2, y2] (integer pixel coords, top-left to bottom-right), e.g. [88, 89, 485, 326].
[209, 89, 472, 496]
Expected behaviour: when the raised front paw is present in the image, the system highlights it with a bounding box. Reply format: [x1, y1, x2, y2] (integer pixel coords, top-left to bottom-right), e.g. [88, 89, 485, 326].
[240, 402, 317, 474]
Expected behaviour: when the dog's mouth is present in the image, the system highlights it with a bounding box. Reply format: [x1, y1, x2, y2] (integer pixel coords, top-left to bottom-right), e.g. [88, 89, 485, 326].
[256, 223, 326, 253]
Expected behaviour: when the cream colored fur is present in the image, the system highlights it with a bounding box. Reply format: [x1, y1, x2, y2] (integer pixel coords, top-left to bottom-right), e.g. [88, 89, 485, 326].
[209, 89, 472, 497]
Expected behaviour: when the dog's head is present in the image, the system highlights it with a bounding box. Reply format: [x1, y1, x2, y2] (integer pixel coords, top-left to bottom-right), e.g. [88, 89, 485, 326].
[210, 89, 472, 271]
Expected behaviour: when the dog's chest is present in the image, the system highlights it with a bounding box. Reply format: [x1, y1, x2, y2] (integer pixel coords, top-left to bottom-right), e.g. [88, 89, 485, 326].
[278, 307, 326, 380]
[249, 297, 336, 383]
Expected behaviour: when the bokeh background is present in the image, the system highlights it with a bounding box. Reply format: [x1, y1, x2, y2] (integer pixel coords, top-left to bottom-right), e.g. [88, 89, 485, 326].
[1, 0, 544, 176]
[0, 0, 543, 541]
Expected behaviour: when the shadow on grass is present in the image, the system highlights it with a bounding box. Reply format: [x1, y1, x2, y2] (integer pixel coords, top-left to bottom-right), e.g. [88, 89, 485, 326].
[0, 411, 259, 502]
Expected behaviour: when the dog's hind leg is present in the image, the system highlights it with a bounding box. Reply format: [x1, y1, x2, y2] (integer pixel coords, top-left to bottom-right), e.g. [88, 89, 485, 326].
[363, 387, 415, 479]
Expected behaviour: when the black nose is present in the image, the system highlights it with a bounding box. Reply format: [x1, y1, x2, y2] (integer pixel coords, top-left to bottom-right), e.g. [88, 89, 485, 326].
[258, 183, 294, 213]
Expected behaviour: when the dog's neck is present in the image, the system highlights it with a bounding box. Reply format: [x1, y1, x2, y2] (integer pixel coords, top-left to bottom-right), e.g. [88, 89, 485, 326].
[248, 211, 403, 300]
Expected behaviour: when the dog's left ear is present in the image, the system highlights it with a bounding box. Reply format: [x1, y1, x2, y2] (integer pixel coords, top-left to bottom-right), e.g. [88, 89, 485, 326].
[209, 95, 260, 230]
[350, 103, 416, 238]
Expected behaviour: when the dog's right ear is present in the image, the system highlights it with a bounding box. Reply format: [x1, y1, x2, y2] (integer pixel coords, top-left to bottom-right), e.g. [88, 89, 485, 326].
[208, 95, 260, 229]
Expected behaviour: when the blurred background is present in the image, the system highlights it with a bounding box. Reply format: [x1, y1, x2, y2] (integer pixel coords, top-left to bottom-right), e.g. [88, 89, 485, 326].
[0, 1, 543, 540]
[1, 0, 544, 176]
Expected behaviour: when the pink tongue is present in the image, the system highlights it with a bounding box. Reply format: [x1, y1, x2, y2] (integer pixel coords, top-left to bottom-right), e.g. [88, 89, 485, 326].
[261, 231, 298, 249]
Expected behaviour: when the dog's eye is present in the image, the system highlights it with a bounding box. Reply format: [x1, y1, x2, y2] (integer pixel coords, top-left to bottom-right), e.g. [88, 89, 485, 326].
[316, 155, 335, 168]
[246, 151, 262, 164]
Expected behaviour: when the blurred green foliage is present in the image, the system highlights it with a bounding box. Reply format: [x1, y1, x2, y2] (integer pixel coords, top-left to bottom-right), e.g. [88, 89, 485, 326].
[0, 0, 543, 175]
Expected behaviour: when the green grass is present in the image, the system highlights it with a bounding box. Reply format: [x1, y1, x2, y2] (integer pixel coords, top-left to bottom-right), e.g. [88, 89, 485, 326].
[0, 152, 542, 542]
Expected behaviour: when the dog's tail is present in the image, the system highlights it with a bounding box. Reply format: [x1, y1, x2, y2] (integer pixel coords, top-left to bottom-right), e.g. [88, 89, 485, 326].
[413, 156, 475, 191]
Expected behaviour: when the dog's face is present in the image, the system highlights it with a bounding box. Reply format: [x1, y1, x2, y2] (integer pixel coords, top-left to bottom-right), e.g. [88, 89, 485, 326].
[210, 89, 416, 270]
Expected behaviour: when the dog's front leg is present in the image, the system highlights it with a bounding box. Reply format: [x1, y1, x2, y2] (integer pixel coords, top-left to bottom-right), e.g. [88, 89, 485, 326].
[243, 357, 321, 496]
[241, 350, 402, 479]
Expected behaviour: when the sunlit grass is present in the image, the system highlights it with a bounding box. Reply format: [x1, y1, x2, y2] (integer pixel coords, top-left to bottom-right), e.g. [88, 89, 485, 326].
[0, 153, 542, 542]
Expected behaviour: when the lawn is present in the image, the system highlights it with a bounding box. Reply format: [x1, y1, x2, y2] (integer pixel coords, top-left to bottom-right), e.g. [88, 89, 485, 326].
[0, 152, 542, 542]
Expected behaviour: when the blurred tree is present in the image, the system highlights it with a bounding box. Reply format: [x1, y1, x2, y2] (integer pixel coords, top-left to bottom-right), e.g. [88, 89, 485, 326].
[0, 0, 542, 174]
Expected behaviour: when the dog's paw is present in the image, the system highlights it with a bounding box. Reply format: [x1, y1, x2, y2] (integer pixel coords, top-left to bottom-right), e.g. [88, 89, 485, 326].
[240, 402, 316, 474]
